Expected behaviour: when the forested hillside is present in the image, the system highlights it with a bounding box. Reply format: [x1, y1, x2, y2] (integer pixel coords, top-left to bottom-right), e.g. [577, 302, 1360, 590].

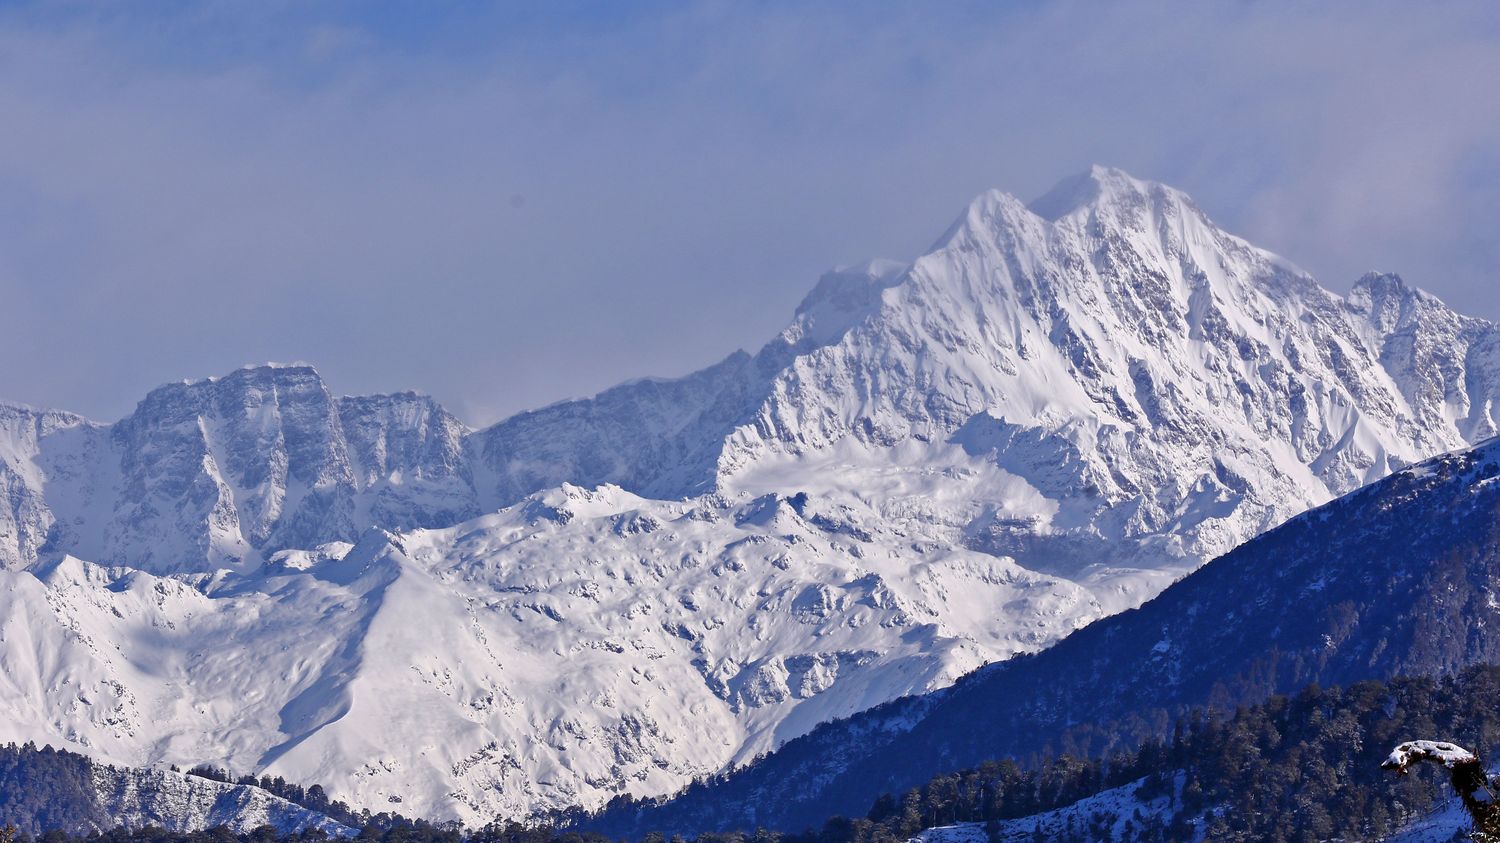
[10, 667, 1500, 842]
[0, 745, 349, 837]
[719, 666, 1500, 842]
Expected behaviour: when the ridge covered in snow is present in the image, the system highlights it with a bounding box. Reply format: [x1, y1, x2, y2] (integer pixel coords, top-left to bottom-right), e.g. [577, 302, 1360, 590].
[588, 436, 1500, 834]
[0, 742, 352, 836]
[3, 166, 1500, 823]
[911, 777, 1182, 843]
[90, 765, 355, 836]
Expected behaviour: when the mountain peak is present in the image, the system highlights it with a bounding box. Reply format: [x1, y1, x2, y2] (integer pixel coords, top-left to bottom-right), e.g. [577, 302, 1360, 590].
[126, 363, 332, 426]
[932, 167, 1204, 255]
[928, 188, 1035, 252]
[786, 259, 908, 347]
[1345, 272, 1460, 333]
[143, 362, 325, 399]
[221, 361, 325, 384]
[1348, 271, 1414, 306]
[1026, 164, 1163, 221]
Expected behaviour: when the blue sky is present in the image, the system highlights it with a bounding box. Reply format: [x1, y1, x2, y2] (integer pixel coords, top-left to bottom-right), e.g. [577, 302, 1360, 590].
[1, 1, 1498, 424]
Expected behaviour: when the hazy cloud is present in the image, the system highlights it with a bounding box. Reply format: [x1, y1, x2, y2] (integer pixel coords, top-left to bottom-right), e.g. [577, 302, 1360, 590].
[1, 1, 1497, 424]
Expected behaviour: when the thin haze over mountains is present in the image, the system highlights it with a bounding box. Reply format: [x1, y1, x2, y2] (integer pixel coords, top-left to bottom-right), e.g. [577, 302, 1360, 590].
[5, 167, 1500, 824]
[0, 1, 1498, 424]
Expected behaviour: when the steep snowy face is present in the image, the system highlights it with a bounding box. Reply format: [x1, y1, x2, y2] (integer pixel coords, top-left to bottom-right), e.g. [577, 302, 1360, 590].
[467, 169, 1500, 602]
[1346, 271, 1500, 443]
[465, 260, 911, 507]
[105, 365, 358, 572]
[721, 167, 1481, 577]
[337, 391, 478, 531]
[0, 366, 475, 574]
[468, 351, 769, 505]
[0, 404, 101, 570]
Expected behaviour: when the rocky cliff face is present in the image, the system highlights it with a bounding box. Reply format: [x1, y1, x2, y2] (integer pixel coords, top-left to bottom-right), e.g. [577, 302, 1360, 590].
[2, 367, 474, 575]
[0, 404, 100, 571]
[2, 167, 1499, 823]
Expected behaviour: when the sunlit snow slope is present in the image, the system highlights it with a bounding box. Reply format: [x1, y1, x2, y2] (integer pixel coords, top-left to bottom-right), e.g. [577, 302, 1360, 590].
[3, 167, 1499, 823]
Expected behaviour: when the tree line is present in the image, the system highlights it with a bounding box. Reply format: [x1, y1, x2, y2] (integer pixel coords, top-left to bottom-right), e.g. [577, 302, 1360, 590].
[575, 664, 1500, 841]
[11, 665, 1500, 842]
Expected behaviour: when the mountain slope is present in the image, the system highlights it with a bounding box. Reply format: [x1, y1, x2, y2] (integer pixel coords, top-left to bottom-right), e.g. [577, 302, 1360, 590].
[3, 167, 1500, 823]
[0, 484, 1098, 824]
[911, 777, 1177, 843]
[686, 666, 1500, 842]
[0, 743, 352, 836]
[587, 436, 1500, 834]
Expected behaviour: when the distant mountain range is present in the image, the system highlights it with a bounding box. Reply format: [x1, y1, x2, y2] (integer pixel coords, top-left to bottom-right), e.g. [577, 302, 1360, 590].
[3, 166, 1499, 824]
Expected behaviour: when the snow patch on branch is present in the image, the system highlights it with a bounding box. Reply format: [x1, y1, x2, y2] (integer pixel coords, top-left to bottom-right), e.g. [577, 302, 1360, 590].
[1382, 740, 1478, 773]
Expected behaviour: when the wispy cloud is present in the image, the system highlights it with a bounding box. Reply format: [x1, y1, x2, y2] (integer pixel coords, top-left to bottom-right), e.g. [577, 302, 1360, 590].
[1, 1, 1496, 423]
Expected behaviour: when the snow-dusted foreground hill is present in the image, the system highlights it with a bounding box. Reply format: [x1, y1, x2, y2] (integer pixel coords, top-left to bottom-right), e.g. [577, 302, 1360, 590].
[911, 778, 1184, 843]
[909, 776, 1474, 843]
[4, 167, 1500, 823]
[89, 766, 354, 836]
[0, 743, 351, 836]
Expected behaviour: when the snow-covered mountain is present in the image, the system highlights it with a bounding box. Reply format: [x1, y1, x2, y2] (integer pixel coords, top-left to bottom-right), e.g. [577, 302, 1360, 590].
[2, 166, 1499, 824]
[0, 369, 476, 576]
[588, 433, 1500, 835]
[0, 488, 1095, 824]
